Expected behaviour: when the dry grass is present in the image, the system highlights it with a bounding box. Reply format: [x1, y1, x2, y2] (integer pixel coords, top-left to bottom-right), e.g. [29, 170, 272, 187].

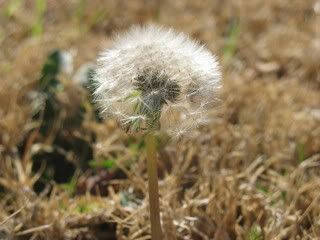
[0, 0, 320, 239]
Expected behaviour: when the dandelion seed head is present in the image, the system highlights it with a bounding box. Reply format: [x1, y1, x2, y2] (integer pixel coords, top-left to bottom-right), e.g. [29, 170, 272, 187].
[93, 24, 221, 135]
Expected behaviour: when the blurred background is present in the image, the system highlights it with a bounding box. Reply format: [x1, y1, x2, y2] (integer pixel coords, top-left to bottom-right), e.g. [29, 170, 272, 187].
[0, 0, 319, 239]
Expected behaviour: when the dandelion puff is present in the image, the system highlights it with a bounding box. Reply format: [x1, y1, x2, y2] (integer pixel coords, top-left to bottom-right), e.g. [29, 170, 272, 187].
[93, 24, 221, 136]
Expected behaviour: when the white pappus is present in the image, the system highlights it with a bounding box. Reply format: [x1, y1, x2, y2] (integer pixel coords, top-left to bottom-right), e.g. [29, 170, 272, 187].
[93, 24, 221, 136]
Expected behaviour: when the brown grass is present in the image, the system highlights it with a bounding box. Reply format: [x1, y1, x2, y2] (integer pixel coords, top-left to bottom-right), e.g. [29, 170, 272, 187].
[0, 0, 319, 239]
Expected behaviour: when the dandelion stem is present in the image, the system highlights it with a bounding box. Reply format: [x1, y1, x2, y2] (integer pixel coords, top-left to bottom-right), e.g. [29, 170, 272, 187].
[145, 133, 162, 240]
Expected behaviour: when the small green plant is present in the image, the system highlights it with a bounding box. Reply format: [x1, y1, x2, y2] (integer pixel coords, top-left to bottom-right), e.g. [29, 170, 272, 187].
[223, 18, 239, 63]
[36, 50, 63, 134]
[74, 0, 108, 33]
[89, 159, 116, 169]
[246, 224, 263, 240]
[256, 182, 268, 194]
[5, 0, 22, 17]
[61, 171, 79, 195]
[31, 0, 46, 37]
[296, 142, 305, 163]
[31, 50, 97, 188]
[74, 0, 87, 29]
[75, 201, 99, 214]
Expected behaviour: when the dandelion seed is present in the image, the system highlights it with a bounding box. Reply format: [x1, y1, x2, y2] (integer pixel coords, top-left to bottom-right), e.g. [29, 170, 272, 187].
[93, 24, 221, 136]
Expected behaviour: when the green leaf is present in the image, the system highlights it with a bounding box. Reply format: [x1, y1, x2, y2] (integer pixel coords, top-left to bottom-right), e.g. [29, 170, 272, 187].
[36, 49, 63, 134]
[256, 182, 268, 194]
[31, 0, 46, 37]
[89, 159, 116, 169]
[5, 0, 22, 17]
[223, 18, 239, 63]
[296, 142, 305, 163]
[39, 50, 62, 92]
[246, 224, 263, 240]
[75, 203, 90, 213]
[61, 171, 79, 195]
[74, 0, 87, 24]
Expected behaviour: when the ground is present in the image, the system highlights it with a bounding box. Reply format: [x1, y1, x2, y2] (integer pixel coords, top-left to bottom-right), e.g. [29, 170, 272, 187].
[0, 0, 320, 239]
